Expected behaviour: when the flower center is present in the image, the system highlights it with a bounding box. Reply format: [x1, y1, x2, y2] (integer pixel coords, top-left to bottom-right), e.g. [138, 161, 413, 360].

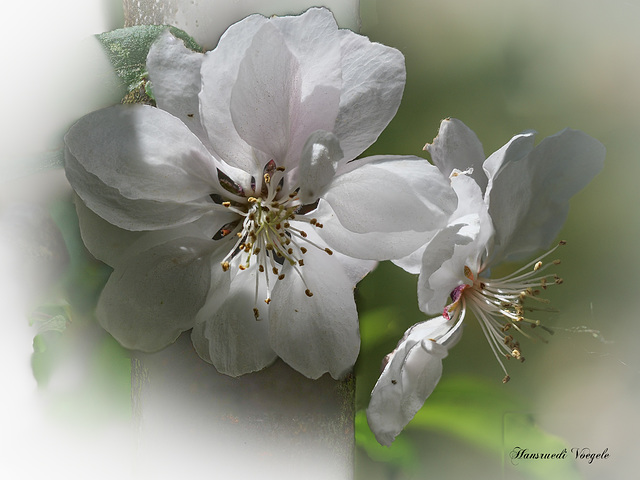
[444, 241, 566, 383]
[211, 160, 332, 319]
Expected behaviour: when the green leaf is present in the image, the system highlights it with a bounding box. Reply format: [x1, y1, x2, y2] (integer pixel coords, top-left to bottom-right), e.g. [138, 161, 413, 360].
[96, 25, 203, 101]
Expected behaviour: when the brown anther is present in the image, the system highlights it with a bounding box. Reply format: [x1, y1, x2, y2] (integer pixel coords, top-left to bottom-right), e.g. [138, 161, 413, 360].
[239, 265, 247, 271]
[324, 248, 333, 255]
[253, 308, 260, 319]
[559, 240, 567, 246]
[299, 231, 308, 238]
[305, 289, 313, 297]
[519, 357, 526, 363]
[316, 223, 323, 228]
[287, 248, 293, 254]
[254, 247, 261, 255]
[272, 267, 279, 275]
[221, 261, 230, 272]
[284, 222, 290, 228]
[266, 243, 274, 250]
[504, 335, 514, 345]
[553, 259, 561, 265]
[300, 247, 308, 254]
[258, 265, 265, 273]
[222, 201, 231, 208]
[276, 166, 286, 172]
[502, 375, 511, 384]
[278, 274, 285, 280]
[555, 278, 564, 285]
[298, 259, 304, 266]
[310, 218, 317, 225]
[479, 282, 486, 290]
[265, 298, 272, 305]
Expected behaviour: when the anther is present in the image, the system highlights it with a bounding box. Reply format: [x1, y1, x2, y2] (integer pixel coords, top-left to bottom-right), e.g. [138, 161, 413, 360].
[248, 197, 258, 203]
[222, 201, 231, 208]
[502, 375, 511, 384]
[265, 298, 272, 304]
[278, 274, 285, 280]
[221, 261, 230, 272]
[272, 267, 279, 275]
[559, 240, 567, 246]
[253, 308, 260, 319]
[300, 247, 308, 254]
[305, 289, 313, 297]
[258, 265, 265, 273]
[298, 259, 304, 266]
[534, 261, 542, 271]
[324, 248, 333, 255]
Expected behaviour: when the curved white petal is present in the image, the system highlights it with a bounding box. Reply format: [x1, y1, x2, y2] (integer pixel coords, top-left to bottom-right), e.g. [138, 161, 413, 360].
[97, 236, 218, 352]
[147, 30, 209, 146]
[298, 130, 343, 204]
[333, 30, 406, 162]
[199, 14, 268, 174]
[66, 148, 216, 231]
[425, 118, 487, 192]
[193, 263, 278, 376]
[314, 200, 436, 261]
[323, 155, 457, 234]
[65, 104, 220, 202]
[484, 128, 605, 263]
[268, 235, 360, 379]
[366, 316, 455, 446]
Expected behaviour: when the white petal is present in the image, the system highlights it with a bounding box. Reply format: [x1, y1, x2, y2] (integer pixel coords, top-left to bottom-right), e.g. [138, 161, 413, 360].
[65, 104, 219, 202]
[298, 131, 343, 204]
[416, 221, 476, 315]
[229, 22, 301, 168]
[199, 14, 268, 174]
[97, 236, 218, 352]
[147, 30, 210, 146]
[484, 128, 605, 262]
[268, 236, 360, 379]
[333, 30, 406, 161]
[366, 316, 452, 446]
[425, 118, 487, 192]
[193, 264, 278, 376]
[66, 148, 216, 231]
[314, 200, 436, 260]
[323, 155, 457, 234]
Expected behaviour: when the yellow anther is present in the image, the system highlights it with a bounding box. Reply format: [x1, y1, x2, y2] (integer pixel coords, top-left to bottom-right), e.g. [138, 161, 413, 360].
[221, 261, 230, 272]
[248, 197, 258, 203]
[222, 201, 231, 207]
[265, 297, 272, 305]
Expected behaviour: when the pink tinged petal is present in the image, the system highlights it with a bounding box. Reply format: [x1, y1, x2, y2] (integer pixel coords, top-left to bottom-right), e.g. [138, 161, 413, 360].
[324, 156, 457, 234]
[65, 148, 214, 231]
[366, 317, 453, 446]
[199, 14, 268, 173]
[416, 218, 479, 316]
[333, 30, 406, 162]
[97, 236, 217, 353]
[192, 264, 278, 376]
[229, 22, 302, 171]
[314, 200, 437, 261]
[64, 104, 220, 202]
[268, 241, 360, 380]
[484, 128, 605, 263]
[146, 30, 210, 146]
[298, 130, 343, 204]
[425, 118, 487, 192]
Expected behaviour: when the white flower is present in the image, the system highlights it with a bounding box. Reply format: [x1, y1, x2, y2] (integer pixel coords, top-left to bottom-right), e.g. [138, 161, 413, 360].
[64, 8, 456, 380]
[367, 118, 605, 445]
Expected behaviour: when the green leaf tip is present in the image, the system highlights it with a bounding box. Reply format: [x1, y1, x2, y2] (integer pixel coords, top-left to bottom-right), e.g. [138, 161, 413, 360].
[96, 25, 203, 102]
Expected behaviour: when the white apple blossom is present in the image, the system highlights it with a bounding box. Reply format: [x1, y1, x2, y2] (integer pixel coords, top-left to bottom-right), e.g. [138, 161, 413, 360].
[64, 8, 456, 380]
[367, 118, 605, 445]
